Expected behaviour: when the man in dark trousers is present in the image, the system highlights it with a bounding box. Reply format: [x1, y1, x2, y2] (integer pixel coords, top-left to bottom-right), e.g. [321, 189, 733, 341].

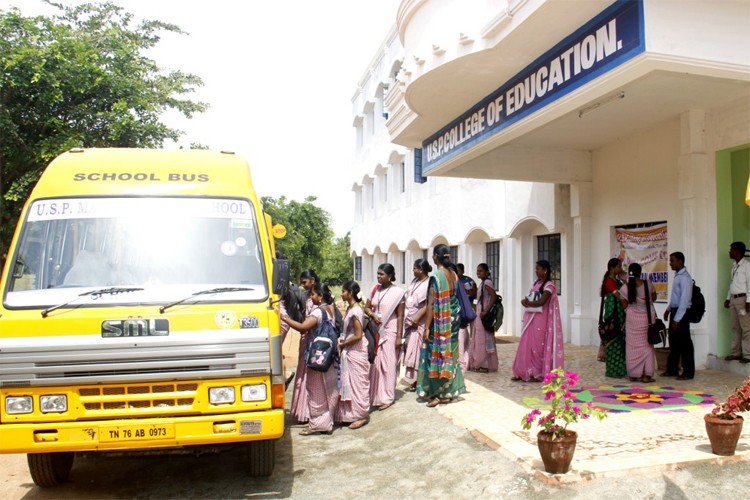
[662, 251, 694, 380]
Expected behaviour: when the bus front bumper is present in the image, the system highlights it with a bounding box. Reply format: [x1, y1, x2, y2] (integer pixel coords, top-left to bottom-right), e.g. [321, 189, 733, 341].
[0, 409, 284, 453]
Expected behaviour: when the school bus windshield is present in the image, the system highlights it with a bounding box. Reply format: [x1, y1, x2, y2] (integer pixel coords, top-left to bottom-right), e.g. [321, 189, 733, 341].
[6, 197, 268, 306]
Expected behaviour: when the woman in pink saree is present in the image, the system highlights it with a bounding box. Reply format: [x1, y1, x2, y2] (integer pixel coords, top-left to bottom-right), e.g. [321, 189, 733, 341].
[363, 263, 405, 411]
[619, 263, 657, 383]
[283, 282, 339, 435]
[335, 281, 370, 429]
[289, 269, 318, 423]
[511, 260, 564, 381]
[403, 259, 431, 389]
[468, 263, 499, 372]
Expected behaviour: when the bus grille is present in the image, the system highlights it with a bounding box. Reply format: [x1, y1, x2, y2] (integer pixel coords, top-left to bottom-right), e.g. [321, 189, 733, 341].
[0, 329, 271, 388]
[79, 383, 198, 414]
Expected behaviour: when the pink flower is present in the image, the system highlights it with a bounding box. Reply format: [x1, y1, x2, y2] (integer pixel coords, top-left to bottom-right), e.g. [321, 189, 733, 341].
[544, 391, 555, 401]
[565, 371, 580, 385]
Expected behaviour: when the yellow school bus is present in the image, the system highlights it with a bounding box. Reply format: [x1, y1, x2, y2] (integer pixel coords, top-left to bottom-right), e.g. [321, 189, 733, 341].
[0, 148, 290, 487]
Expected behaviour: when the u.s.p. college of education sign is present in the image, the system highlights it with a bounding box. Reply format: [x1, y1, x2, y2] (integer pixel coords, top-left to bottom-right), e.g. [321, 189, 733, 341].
[422, 0, 644, 173]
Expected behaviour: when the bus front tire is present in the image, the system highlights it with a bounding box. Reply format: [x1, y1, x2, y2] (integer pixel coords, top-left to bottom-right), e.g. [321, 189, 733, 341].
[246, 440, 275, 477]
[27, 452, 75, 487]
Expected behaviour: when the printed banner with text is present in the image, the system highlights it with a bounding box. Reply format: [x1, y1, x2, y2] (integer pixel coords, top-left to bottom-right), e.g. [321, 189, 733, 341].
[614, 223, 669, 302]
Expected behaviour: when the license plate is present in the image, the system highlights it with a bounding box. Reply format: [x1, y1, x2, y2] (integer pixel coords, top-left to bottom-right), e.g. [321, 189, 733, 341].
[100, 423, 174, 442]
[239, 420, 262, 434]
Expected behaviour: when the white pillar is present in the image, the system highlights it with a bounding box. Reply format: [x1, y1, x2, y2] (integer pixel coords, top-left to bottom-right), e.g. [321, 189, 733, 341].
[570, 182, 595, 345]
[678, 109, 711, 368]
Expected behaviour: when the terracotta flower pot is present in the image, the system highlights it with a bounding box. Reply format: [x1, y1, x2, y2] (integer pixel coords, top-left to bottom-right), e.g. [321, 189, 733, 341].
[704, 413, 744, 456]
[536, 429, 577, 474]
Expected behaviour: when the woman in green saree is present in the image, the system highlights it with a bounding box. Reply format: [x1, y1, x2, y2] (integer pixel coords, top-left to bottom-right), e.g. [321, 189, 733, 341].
[416, 244, 466, 407]
[601, 258, 627, 377]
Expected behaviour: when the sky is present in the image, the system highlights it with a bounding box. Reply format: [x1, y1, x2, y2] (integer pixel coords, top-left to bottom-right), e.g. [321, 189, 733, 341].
[2, 0, 402, 237]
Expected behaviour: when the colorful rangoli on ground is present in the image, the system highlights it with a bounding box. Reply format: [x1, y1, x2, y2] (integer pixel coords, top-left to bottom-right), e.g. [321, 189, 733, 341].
[523, 385, 716, 414]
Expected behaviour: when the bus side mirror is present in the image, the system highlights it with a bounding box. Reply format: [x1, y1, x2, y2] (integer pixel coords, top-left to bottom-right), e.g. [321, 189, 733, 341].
[272, 259, 290, 295]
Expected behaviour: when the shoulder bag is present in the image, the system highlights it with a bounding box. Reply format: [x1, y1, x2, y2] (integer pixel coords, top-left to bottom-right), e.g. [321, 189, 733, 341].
[456, 277, 477, 327]
[644, 281, 667, 346]
[363, 284, 403, 360]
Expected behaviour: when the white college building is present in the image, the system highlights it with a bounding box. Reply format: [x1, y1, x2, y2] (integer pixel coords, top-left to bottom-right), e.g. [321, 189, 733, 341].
[349, 0, 750, 369]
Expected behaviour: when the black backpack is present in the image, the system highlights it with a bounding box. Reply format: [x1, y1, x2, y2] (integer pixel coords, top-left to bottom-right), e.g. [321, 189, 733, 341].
[361, 317, 379, 363]
[332, 305, 344, 335]
[305, 308, 338, 372]
[688, 280, 705, 323]
[283, 285, 307, 324]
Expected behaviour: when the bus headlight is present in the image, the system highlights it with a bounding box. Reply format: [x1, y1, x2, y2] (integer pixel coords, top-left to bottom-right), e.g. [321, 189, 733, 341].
[40, 395, 68, 413]
[6, 396, 33, 414]
[241, 384, 267, 402]
[209, 386, 235, 405]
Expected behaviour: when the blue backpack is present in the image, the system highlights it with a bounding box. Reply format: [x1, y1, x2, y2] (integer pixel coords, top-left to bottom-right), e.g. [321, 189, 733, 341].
[305, 308, 339, 372]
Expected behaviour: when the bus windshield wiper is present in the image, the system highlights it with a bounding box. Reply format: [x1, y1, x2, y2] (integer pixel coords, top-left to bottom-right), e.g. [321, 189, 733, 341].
[41, 287, 144, 318]
[159, 287, 254, 314]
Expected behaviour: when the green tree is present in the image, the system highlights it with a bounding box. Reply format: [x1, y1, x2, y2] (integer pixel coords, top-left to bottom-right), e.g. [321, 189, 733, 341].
[320, 232, 353, 286]
[0, 1, 207, 257]
[261, 195, 351, 285]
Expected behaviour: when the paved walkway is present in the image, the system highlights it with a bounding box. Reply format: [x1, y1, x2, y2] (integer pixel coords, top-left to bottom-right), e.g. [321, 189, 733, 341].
[282, 330, 750, 484]
[434, 337, 750, 484]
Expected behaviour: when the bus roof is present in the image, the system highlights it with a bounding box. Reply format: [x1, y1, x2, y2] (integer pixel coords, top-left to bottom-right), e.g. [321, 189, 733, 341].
[31, 148, 258, 200]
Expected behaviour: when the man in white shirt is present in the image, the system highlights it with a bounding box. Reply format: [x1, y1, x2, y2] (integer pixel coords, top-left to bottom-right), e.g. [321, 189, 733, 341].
[724, 241, 750, 363]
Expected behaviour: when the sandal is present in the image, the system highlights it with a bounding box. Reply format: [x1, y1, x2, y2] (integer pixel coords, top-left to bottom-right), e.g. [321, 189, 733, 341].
[349, 418, 369, 430]
[378, 402, 394, 411]
[641, 376, 655, 383]
[299, 427, 317, 436]
[629, 377, 639, 382]
[510, 376, 522, 381]
[438, 398, 452, 405]
[426, 398, 440, 408]
[474, 367, 489, 373]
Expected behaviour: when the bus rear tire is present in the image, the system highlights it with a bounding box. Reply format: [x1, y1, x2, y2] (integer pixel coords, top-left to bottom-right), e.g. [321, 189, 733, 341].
[27, 452, 74, 487]
[246, 440, 275, 477]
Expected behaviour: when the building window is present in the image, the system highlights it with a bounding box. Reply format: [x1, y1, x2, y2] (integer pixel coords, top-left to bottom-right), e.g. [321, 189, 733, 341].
[398, 162, 405, 193]
[485, 241, 500, 289]
[449, 245, 458, 266]
[414, 149, 427, 184]
[355, 256, 362, 281]
[537, 234, 561, 294]
[383, 172, 388, 202]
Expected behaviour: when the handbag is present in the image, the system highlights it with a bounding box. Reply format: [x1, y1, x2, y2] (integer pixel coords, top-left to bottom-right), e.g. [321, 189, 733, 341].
[456, 277, 477, 327]
[524, 291, 543, 314]
[644, 281, 667, 346]
[598, 294, 621, 342]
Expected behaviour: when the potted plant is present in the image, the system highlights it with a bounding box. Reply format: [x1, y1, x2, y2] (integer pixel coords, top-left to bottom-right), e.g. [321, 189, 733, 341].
[521, 368, 607, 474]
[705, 375, 750, 456]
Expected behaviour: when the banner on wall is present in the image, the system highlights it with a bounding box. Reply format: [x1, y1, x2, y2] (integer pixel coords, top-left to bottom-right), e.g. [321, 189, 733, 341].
[614, 222, 669, 302]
